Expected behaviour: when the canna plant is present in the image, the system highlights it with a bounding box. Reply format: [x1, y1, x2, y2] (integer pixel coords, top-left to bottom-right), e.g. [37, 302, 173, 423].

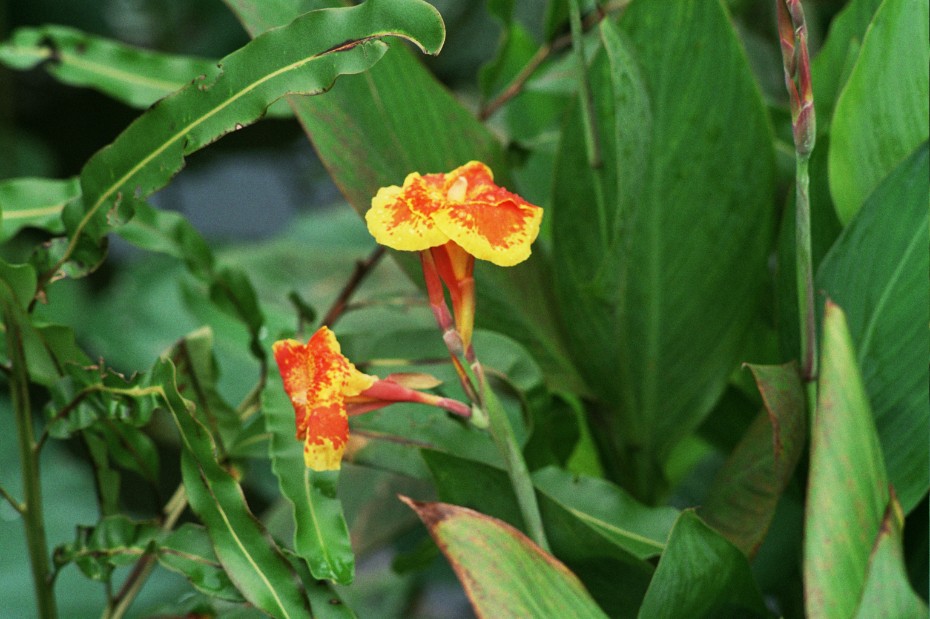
[0, 0, 926, 617]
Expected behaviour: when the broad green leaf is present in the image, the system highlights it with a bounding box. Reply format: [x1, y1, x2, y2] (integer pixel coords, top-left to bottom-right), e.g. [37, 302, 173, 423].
[811, 0, 883, 120]
[262, 373, 355, 584]
[701, 363, 806, 557]
[828, 0, 930, 222]
[152, 358, 312, 618]
[817, 142, 929, 512]
[552, 6, 775, 498]
[41, 0, 445, 279]
[0, 25, 218, 108]
[0, 177, 75, 240]
[805, 301, 889, 619]
[159, 524, 244, 602]
[402, 496, 608, 619]
[532, 466, 677, 561]
[853, 496, 929, 618]
[638, 511, 769, 618]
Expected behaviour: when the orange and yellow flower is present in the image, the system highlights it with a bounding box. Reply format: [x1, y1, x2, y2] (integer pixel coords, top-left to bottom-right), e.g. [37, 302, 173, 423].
[365, 161, 542, 267]
[366, 162, 542, 349]
[273, 326, 470, 471]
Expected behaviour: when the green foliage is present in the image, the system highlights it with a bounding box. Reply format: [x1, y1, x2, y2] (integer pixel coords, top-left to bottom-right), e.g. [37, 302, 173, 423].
[0, 0, 925, 617]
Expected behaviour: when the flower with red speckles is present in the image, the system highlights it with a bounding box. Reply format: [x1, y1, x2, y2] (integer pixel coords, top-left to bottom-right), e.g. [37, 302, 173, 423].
[366, 161, 542, 266]
[365, 162, 542, 348]
[273, 326, 470, 471]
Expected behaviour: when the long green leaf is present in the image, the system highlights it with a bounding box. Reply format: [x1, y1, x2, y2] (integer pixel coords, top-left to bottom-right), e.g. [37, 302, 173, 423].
[817, 142, 929, 512]
[701, 363, 806, 557]
[0, 25, 218, 108]
[828, 0, 929, 222]
[552, 6, 775, 497]
[402, 496, 608, 619]
[159, 523, 244, 602]
[805, 301, 889, 619]
[637, 511, 769, 618]
[151, 358, 312, 618]
[0, 177, 75, 241]
[41, 0, 445, 280]
[262, 373, 355, 584]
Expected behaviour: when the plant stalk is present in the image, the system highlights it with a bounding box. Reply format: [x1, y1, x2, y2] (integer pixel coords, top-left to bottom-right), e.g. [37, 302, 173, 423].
[5, 309, 58, 618]
[475, 363, 550, 552]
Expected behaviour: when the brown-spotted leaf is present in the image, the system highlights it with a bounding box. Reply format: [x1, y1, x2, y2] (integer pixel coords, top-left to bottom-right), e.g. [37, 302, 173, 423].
[400, 496, 607, 619]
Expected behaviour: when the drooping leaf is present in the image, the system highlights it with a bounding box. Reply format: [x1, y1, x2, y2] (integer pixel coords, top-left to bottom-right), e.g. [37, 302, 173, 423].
[421, 453, 658, 618]
[0, 177, 75, 241]
[0, 25, 218, 108]
[638, 511, 769, 618]
[401, 496, 608, 619]
[262, 372, 355, 584]
[552, 6, 775, 498]
[701, 363, 806, 557]
[853, 494, 929, 618]
[805, 301, 890, 619]
[817, 142, 929, 512]
[54, 515, 157, 582]
[151, 358, 312, 618]
[38, 0, 445, 280]
[158, 524, 244, 602]
[828, 0, 929, 222]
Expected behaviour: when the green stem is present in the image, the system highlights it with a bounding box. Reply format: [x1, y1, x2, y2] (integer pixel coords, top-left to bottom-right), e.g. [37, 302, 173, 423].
[5, 309, 58, 618]
[470, 360, 550, 552]
[795, 154, 817, 386]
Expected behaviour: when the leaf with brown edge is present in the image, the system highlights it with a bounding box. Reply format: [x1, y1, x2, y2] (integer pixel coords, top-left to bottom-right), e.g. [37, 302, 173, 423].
[701, 362, 806, 557]
[400, 496, 607, 619]
[853, 489, 929, 618]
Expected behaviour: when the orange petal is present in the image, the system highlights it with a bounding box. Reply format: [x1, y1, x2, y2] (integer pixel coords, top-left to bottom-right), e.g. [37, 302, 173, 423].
[272, 327, 375, 471]
[434, 195, 543, 266]
[366, 172, 450, 251]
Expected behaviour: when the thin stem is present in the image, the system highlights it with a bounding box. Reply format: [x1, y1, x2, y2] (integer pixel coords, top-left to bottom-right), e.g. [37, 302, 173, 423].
[106, 485, 187, 619]
[417, 254, 548, 550]
[320, 245, 386, 328]
[5, 309, 58, 618]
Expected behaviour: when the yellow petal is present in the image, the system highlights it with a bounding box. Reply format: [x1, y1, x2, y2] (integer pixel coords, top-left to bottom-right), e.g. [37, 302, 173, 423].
[366, 173, 449, 251]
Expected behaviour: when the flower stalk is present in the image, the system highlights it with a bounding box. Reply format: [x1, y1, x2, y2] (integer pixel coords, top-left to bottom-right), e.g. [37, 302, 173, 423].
[778, 0, 818, 398]
[365, 162, 549, 551]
